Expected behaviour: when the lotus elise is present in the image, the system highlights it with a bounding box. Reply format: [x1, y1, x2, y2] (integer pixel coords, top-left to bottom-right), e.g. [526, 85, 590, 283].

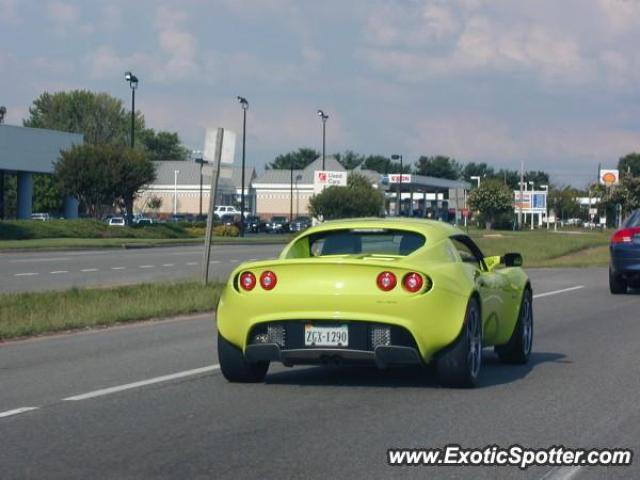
[217, 218, 532, 388]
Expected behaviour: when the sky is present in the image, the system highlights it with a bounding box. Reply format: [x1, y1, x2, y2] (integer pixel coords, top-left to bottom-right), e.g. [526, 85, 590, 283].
[2, 0, 640, 186]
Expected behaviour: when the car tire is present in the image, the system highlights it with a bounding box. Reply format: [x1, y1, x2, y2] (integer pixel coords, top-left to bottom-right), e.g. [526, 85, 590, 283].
[218, 334, 269, 383]
[435, 297, 482, 388]
[609, 267, 627, 294]
[495, 289, 533, 364]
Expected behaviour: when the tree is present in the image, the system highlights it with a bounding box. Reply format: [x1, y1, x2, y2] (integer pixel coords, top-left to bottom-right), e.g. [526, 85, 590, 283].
[361, 155, 391, 173]
[309, 173, 383, 220]
[525, 170, 550, 188]
[462, 162, 495, 182]
[618, 153, 640, 177]
[267, 148, 319, 170]
[138, 128, 189, 161]
[148, 196, 163, 217]
[24, 90, 143, 145]
[548, 186, 581, 222]
[55, 144, 155, 222]
[334, 150, 364, 170]
[610, 174, 640, 215]
[33, 174, 63, 213]
[414, 156, 461, 179]
[109, 148, 156, 225]
[468, 179, 514, 230]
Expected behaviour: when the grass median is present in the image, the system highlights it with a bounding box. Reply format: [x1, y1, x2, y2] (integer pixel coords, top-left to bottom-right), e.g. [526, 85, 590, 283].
[469, 229, 611, 267]
[0, 281, 223, 341]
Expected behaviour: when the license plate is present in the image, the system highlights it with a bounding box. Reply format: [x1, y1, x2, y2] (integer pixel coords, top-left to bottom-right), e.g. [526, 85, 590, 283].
[304, 324, 348, 347]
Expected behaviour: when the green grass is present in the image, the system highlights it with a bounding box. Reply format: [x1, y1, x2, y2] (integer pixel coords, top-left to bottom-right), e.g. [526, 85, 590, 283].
[0, 281, 224, 340]
[0, 219, 195, 240]
[469, 229, 611, 267]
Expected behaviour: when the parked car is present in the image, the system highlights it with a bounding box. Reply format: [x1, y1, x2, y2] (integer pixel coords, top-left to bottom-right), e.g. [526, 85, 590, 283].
[214, 205, 240, 217]
[31, 213, 50, 221]
[135, 217, 154, 226]
[609, 209, 640, 294]
[265, 216, 290, 234]
[290, 216, 312, 232]
[108, 217, 126, 227]
[244, 215, 266, 233]
[217, 218, 532, 388]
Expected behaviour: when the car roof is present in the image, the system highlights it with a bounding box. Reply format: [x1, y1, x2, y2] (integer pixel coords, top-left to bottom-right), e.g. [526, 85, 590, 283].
[299, 217, 462, 243]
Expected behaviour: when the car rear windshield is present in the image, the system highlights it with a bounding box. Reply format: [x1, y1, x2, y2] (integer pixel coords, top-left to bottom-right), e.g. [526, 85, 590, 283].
[308, 229, 425, 256]
[622, 210, 640, 228]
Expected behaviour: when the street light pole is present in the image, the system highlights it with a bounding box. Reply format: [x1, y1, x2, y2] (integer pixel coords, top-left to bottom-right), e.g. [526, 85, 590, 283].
[192, 152, 206, 219]
[237, 96, 249, 236]
[173, 170, 180, 215]
[124, 72, 138, 148]
[317, 110, 328, 170]
[391, 154, 403, 216]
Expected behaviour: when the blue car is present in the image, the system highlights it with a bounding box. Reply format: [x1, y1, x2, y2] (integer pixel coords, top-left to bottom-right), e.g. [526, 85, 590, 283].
[610, 209, 640, 294]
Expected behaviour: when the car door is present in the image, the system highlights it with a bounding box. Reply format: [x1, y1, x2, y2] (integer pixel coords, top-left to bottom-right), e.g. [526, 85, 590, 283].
[449, 235, 506, 344]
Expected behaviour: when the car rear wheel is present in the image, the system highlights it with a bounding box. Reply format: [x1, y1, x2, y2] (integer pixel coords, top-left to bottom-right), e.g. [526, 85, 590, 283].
[218, 334, 269, 383]
[435, 298, 482, 388]
[495, 289, 533, 364]
[609, 268, 627, 294]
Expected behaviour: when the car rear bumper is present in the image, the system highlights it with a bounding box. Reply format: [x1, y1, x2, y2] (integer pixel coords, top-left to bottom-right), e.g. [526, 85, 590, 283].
[610, 245, 640, 278]
[245, 343, 422, 368]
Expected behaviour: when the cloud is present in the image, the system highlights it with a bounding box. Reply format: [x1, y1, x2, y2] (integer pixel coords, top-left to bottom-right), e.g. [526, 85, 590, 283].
[153, 5, 199, 81]
[47, 1, 79, 25]
[0, 0, 19, 23]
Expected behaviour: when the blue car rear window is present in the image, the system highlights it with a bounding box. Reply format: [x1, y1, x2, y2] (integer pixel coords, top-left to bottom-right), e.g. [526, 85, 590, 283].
[309, 229, 425, 256]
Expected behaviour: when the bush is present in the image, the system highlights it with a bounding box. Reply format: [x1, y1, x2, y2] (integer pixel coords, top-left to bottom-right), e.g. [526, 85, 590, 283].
[213, 225, 239, 237]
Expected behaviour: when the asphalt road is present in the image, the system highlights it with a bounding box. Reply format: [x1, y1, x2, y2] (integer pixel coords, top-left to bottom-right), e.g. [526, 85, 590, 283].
[0, 244, 284, 293]
[1, 268, 638, 479]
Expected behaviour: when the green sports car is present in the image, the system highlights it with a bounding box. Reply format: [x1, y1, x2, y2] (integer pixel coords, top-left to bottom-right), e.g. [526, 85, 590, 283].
[217, 218, 532, 388]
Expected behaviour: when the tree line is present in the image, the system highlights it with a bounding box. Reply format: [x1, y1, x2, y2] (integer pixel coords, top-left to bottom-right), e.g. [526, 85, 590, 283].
[267, 148, 550, 190]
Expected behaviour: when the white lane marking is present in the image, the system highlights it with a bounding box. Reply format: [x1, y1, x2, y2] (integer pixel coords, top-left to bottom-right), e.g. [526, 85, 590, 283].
[249, 258, 258, 261]
[533, 286, 584, 299]
[81, 268, 98, 272]
[111, 267, 126, 270]
[539, 466, 582, 480]
[14, 272, 38, 277]
[49, 270, 69, 274]
[63, 365, 220, 401]
[209, 260, 220, 264]
[230, 259, 239, 263]
[161, 263, 175, 267]
[186, 261, 199, 266]
[0, 407, 39, 418]
[11, 257, 70, 263]
[139, 265, 154, 269]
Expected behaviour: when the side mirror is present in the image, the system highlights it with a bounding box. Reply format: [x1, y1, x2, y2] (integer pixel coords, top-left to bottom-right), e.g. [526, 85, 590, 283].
[483, 255, 502, 271]
[502, 252, 523, 267]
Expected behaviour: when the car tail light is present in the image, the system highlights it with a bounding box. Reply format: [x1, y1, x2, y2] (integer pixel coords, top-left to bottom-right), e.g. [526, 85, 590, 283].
[239, 272, 256, 291]
[402, 272, 424, 292]
[260, 271, 277, 290]
[611, 227, 640, 244]
[376, 271, 397, 291]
